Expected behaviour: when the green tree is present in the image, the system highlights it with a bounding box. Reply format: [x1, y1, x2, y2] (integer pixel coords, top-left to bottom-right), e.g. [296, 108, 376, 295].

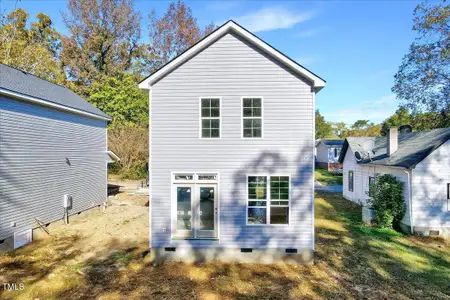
[61, 0, 143, 97]
[147, 0, 215, 72]
[381, 107, 413, 136]
[345, 120, 381, 137]
[89, 72, 148, 127]
[315, 110, 332, 139]
[0, 9, 65, 83]
[331, 122, 348, 139]
[392, 1, 450, 120]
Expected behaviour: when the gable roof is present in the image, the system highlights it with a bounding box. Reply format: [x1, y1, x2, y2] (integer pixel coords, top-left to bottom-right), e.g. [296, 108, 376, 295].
[338, 128, 450, 168]
[317, 139, 344, 147]
[138, 20, 326, 91]
[0, 63, 110, 120]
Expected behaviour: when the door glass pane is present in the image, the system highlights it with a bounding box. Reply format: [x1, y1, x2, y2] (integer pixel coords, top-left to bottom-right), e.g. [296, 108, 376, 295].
[177, 187, 192, 230]
[199, 187, 215, 230]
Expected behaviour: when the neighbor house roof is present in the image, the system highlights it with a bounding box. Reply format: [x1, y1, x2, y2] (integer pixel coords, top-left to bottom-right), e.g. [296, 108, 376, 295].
[138, 20, 326, 91]
[0, 63, 110, 120]
[317, 139, 344, 147]
[338, 128, 450, 168]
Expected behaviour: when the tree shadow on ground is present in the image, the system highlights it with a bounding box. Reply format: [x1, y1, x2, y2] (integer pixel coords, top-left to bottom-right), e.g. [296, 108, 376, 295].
[1, 193, 450, 299]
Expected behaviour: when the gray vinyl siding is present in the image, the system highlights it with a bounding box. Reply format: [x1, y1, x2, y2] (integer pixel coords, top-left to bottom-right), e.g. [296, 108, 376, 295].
[150, 32, 314, 250]
[316, 143, 329, 163]
[0, 96, 107, 241]
[412, 140, 450, 229]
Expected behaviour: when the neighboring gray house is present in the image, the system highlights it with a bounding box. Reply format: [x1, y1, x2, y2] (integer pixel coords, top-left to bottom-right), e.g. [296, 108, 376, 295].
[339, 127, 450, 237]
[315, 139, 344, 170]
[0, 63, 112, 250]
[139, 20, 326, 264]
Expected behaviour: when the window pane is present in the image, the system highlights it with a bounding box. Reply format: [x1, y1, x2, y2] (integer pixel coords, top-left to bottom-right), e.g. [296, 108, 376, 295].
[177, 187, 192, 230]
[253, 128, 261, 138]
[243, 119, 252, 128]
[243, 98, 252, 107]
[253, 98, 261, 107]
[202, 108, 210, 117]
[248, 176, 267, 200]
[280, 193, 289, 200]
[211, 99, 220, 107]
[270, 176, 289, 200]
[270, 207, 288, 224]
[211, 129, 220, 138]
[252, 108, 262, 117]
[248, 201, 267, 206]
[271, 192, 280, 200]
[243, 108, 252, 117]
[201, 98, 210, 108]
[243, 128, 252, 137]
[253, 119, 262, 128]
[211, 119, 220, 128]
[199, 187, 215, 230]
[202, 119, 211, 128]
[211, 108, 220, 117]
[248, 208, 266, 224]
[202, 129, 210, 138]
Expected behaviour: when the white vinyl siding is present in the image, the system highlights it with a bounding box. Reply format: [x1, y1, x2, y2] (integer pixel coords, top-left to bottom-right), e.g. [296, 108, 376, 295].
[150, 32, 314, 250]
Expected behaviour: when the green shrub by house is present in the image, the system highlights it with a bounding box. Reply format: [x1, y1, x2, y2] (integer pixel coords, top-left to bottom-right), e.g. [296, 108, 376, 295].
[368, 174, 406, 228]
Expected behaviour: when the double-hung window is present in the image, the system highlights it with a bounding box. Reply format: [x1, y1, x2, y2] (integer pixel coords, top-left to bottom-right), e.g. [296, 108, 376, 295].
[247, 175, 290, 225]
[348, 171, 354, 192]
[200, 98, 220, 138]
[242, 97, 263, 138]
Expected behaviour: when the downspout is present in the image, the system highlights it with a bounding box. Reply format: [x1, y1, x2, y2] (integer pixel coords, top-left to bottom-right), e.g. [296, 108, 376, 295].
[403, 169, 414, 234]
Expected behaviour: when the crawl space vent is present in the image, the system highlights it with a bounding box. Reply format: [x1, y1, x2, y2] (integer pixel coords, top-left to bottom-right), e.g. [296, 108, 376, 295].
[285, 248, 298, 254]
[429, 230, 440, 236]
[240, 248, 253, 253]
[164, 247, 176, 252]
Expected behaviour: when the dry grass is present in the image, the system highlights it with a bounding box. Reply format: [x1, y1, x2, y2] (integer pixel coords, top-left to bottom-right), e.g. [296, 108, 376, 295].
[1, 192, 449, 299]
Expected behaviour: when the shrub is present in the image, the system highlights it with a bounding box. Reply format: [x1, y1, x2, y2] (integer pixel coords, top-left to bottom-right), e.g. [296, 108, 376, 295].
[368, 174, 406, 228]
[108, 125, 148, 180]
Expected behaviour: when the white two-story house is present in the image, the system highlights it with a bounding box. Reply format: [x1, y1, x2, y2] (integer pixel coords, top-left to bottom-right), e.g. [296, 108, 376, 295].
[139, 20, 326, 264]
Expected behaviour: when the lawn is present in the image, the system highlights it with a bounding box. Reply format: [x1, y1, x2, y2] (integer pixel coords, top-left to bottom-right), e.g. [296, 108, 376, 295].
[1, 193, 449, 299]
[315, 168, 343, 185]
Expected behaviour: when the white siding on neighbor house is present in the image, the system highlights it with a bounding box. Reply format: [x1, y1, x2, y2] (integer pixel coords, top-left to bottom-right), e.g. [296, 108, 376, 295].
[150, 32, 314, 250]
[412, 140, 450, 229]
[0, 96, 107, 241]
[316, 143, 329, 163]
[342, 148, 411, 226]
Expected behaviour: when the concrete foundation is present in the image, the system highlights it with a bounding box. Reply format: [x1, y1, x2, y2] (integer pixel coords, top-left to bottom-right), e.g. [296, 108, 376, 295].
[150, 247, 314, 265]
[399, 223, 450, 238]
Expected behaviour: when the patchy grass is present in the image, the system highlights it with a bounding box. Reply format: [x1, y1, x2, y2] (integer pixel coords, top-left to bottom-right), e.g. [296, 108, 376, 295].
[1, 193, 449, 299]
[315, 168, 343, 185]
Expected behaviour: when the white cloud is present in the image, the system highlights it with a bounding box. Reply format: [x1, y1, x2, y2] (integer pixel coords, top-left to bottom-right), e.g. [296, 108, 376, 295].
[294, 27, 322, 38]
[233, 7, 315, 32]
[325, 94, 398, 125]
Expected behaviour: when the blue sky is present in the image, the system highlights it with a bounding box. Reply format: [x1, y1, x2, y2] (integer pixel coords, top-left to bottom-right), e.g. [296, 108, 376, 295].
[0, 0, 421, 125]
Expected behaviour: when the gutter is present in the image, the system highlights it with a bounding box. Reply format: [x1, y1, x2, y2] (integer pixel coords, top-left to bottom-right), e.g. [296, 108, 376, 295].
[0, 88, 111, 121]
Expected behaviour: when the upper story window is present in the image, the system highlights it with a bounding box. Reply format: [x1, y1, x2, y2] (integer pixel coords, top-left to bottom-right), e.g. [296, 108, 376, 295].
[242, 97, 263, 138]
[200, 98, 221, 138]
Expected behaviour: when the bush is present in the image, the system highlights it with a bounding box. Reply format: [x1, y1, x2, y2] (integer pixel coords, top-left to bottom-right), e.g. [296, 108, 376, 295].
[368, 174, 406, 228]
[108, 125, 148, 180]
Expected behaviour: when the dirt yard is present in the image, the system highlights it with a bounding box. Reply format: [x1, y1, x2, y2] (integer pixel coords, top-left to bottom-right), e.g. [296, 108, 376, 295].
[1, 192, 449, 299]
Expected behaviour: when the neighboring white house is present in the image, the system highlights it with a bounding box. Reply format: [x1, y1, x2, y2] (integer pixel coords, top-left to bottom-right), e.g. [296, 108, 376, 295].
[0, 63, 113, 251]
[315, 139, 344, 171]
[339, 127, 450, 237]
[139, 20, 326, 264]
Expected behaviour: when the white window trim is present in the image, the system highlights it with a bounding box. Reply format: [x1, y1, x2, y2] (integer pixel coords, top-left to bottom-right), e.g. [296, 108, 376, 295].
[241, 96, 264, 139]
[170, 171, 220, 240]
[245, 174, 291, 226]
[199, 97, 222, 139]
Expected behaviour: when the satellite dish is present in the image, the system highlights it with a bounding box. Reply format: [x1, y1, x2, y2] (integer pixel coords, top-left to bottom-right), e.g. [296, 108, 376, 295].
[362, 140, 375, 153]
[354, 151, 363, 162]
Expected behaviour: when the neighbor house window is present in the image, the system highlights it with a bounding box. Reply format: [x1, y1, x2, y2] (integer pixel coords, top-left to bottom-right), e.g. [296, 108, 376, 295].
[200, 98, 220, 138]
[242, 97, 262, 138]
[247, 175, 290, 225]
[348, 171, 354, 192]
[447, 183, 450, 199]
[334, 148, 338, 158]
[369, 176, 375, 197]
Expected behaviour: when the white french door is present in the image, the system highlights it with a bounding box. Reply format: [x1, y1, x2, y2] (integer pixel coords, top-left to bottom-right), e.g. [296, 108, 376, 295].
[172, 174, 218, 239]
